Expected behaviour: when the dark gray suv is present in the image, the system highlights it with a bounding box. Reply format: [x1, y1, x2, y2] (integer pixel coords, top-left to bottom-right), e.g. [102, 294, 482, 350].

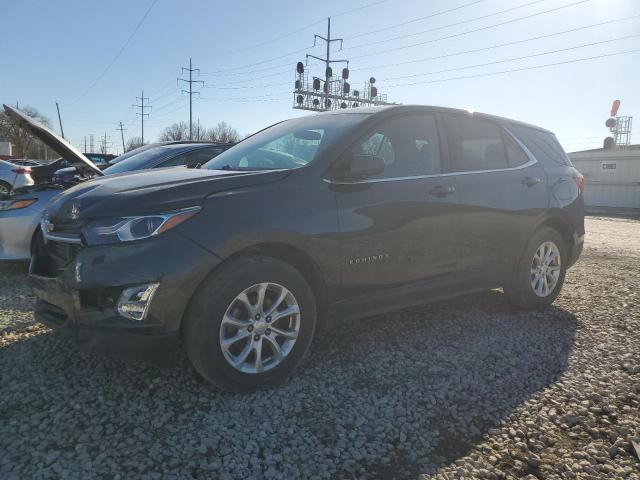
[22, 105, 584, 392]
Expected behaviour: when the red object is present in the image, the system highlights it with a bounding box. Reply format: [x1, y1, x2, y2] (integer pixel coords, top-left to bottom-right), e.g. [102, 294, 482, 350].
[610, 99, 621, 117]
[11, 167, 32, 174]
[573, 175, 585, 193]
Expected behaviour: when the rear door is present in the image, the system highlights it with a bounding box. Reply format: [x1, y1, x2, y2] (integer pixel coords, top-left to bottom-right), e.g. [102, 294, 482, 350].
[331, 113, 462, 308]
[440, 113, 548, 283]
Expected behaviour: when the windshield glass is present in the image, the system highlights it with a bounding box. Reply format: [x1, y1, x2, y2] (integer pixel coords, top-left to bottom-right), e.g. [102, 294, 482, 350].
[202, 113, 371, 171]
[103, 145, 194, 175]
[108, 143, 159, 165]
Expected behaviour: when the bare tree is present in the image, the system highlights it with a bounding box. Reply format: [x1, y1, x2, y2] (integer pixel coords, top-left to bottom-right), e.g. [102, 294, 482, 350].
[0, 105, 57, 159]
[158, 122, 189, 142]
[203, 121, 241, 143]
[125, 136, 145, 152]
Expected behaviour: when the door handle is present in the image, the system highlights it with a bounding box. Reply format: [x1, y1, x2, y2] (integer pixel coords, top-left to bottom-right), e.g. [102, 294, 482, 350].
[429, 185, 456, 197]
[522, 176, 542, 187]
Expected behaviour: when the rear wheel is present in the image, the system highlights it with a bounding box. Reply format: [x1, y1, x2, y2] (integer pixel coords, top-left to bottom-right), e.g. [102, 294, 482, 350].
[504, 227, 567, 309]
[0, 181, 12, 197]
[183, 255, 317, 392]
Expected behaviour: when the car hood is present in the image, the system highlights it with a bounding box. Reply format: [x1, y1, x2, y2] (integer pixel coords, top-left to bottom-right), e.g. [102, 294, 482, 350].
[45, 167, 290, 220]
[3, 104, 104, 177]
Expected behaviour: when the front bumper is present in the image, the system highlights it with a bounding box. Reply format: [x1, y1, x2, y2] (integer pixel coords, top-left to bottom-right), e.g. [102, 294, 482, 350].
[28, 230, 221, 365]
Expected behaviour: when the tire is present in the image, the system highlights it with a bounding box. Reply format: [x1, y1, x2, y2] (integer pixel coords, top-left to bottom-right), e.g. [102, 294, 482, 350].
[183, 255, 317, 393]
[504, 227, 567, 310]
[0, 181, 12, 197]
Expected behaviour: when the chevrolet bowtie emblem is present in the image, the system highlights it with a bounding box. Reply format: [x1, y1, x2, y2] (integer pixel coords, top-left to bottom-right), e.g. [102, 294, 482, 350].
[70, 203, 80, 220]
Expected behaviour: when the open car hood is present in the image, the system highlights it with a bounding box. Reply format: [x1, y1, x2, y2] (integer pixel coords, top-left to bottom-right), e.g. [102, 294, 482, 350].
[3, 104, 104, 177]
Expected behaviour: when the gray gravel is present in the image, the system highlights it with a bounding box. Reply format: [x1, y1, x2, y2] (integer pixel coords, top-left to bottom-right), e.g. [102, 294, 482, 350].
[1, 217, 639, 479]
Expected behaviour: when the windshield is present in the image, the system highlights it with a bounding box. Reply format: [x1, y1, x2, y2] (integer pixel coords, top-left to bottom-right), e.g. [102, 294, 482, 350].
[108, 143, 159, 165]
[103, 144, 194, 175]
[203, 113, 371, 171]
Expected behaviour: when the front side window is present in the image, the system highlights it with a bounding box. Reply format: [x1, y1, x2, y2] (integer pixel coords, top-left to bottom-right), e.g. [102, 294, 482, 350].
[445, 115, 508, 172]
[350, 114, 441, 178]
[203, 114, 370, 171]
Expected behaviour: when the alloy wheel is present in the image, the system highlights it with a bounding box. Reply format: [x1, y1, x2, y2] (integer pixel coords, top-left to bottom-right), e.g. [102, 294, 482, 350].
[530, 241, 561, 297]
[219, 282, 300, 374]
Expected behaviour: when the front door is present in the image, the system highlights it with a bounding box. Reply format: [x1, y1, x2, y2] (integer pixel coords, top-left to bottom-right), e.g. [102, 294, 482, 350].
[331, 113, 461, 312]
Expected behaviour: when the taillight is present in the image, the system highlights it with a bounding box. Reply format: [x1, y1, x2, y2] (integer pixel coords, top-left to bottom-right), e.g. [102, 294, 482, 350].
[12, 167, 32, 174]
[573, 175, 585, 193]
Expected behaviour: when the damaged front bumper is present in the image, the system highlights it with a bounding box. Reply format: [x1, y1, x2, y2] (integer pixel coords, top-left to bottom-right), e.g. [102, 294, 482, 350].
[28, 230, 221, 365]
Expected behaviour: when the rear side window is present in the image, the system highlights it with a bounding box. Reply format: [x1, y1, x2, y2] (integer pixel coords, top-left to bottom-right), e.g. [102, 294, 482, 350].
[503, 131, 530, 167]
[444, 115, 508, 172]
[508, 125, 572, 166]
[352, 114, 441, 178]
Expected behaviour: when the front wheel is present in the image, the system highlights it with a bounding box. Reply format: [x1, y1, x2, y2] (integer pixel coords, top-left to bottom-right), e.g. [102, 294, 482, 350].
[183, 255, 317, 392]
[504, 227, 567, 309]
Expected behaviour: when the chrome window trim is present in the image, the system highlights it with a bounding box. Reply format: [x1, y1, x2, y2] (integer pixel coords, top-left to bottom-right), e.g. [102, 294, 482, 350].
[325, 125, 538, 185]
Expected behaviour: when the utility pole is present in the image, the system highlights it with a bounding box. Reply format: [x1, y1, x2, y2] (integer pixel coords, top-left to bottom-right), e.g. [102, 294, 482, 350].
[133, 90, 151, 144]
[116, 121, 127, 152]
[100, 132, 112, 154]
[196, 118, 200, 141]
[306, 18, 347, 107]
[55, 102, 65, 139]
[89, 134, 95, 153]
[179, 58, 204, 140]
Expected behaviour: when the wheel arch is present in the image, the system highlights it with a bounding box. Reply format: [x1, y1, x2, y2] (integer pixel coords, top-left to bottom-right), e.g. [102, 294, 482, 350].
[181, 241, 329, 337]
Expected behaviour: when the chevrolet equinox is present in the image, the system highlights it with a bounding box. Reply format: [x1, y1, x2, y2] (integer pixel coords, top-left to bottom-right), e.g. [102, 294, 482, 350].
[22, 105, 584, 392]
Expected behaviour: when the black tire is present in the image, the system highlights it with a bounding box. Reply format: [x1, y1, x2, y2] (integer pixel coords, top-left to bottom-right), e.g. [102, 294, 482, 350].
[183, 255, 317, 393]
[0, 181, 12, 197]
[504, 227, 567, 310]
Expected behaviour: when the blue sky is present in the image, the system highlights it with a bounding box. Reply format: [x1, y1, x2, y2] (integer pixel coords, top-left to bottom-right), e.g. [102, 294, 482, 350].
[1, 0, 639, 154]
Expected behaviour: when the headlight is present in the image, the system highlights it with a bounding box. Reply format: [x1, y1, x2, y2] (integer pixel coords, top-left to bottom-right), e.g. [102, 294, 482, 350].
[0, 198, 37, 211]
[82, 206, 200, 245]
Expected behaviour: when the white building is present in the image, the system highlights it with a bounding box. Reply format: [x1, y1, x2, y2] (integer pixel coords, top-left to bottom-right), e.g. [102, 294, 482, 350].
[569, 147, 640, 215]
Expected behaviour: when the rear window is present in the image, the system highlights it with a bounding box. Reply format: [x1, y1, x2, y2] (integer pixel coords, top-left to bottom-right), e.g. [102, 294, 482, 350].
[508, 125, 572, 167]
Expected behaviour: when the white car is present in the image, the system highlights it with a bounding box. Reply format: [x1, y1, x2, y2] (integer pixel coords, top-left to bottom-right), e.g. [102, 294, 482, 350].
[0, 160, 35, 196]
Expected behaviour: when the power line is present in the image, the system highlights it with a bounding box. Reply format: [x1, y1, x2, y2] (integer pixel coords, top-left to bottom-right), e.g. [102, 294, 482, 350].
[375, 34, 640, 84]
[204, 12, 639, 88]
[208, 0, 394, 58]
[345, 0, 488, 40]
[349, 0, 594, 61]
[202, 0, 484, 75]
[71, 0, 159, 104]
[349, 13, 640, 72]
[202, 30, 640, 92]
[345, 0, 547, 50]
[380, 49, 640, 89]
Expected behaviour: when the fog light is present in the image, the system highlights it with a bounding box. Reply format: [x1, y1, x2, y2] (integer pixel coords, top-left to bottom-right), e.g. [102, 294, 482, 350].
[117, 283, 159, 321]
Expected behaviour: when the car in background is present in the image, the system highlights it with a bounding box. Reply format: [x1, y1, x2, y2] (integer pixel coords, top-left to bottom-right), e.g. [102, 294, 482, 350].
[53, 142, 233, 186]
[0, 104, 234, 261]
[0, 159, 35, 196]
[84, 153, 116, 168]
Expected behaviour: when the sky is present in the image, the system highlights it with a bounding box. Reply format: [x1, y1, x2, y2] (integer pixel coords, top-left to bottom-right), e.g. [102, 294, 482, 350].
[1, 0, 639, 154]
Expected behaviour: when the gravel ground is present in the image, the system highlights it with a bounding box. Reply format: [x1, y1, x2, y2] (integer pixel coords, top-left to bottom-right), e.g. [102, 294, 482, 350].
[0, 217, 638, 479]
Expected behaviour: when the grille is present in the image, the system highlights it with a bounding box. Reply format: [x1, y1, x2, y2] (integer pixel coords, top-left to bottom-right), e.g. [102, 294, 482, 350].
[33, 238, 83, 278]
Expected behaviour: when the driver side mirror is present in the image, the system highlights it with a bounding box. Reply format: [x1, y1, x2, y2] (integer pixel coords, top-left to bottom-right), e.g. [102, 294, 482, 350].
[345, 153, 385, 180]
